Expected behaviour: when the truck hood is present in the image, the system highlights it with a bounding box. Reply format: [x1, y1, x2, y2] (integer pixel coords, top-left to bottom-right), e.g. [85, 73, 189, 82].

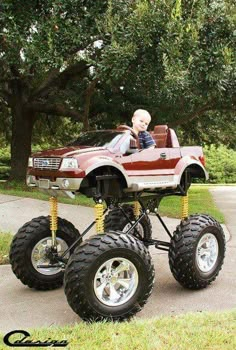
[32, 146, 108, 158]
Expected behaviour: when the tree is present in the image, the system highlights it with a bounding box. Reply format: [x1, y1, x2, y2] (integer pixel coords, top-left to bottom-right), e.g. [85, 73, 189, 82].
[0, 0, 235, 179]
[0, 0, 108, 179]
[98, 0, 235, 127]
[79, 0, 235, 140]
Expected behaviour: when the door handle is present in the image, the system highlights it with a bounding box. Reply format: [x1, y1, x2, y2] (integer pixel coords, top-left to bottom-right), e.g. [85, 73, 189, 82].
[160, 152, 166, 159]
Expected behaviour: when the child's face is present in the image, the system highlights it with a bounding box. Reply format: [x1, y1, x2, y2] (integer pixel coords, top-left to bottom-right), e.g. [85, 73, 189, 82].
[132, 114, 151, 133]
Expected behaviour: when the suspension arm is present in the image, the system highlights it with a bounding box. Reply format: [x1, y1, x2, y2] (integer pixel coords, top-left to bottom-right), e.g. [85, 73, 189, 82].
[124, 211, 147, 236]
[60, 208, 108, 260]
[153, 210, 173, 239]
[118, 205, 144, 239]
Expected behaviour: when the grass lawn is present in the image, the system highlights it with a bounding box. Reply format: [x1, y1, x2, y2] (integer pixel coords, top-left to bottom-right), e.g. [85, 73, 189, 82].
[0, 232, 12, 264]
[0, 182, 224, 222]
[0, 310, 235, 349]
[159, 185, 224, 222]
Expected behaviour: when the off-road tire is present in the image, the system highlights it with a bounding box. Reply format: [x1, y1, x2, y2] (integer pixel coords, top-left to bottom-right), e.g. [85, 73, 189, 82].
[10, 216, 81, 290]
[104, 204, 152, 241]
[169, 214, 226, 289]
[64, 232, 155, 322]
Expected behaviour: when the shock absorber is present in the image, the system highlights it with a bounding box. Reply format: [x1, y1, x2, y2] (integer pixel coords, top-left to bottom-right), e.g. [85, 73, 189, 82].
[49, 196, 58, 248]
[133, 201, 141, 219]
[181, 193, 189, 220]
[94, 200, 104, 233]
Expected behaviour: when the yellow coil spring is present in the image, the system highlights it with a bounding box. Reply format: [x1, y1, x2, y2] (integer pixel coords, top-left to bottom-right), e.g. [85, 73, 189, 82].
[95, 203, 104, 233]
[50, 197, 58, 232]
[133, 201, 141, 219]
[181, 194, 189, 220]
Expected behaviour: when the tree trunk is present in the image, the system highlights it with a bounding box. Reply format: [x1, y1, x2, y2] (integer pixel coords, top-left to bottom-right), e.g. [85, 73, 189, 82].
[83, 78, 98, 131]
[10, 103, 35, 181]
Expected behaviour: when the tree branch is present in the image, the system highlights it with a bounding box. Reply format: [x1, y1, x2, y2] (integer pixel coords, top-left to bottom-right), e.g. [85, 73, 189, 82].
[169, 100, 216, 127]
[10, 65, 21, 79]
[27, 102, 83, 122]
[30, 68, 60, 98]
[83, 78, 99, 130]
[31, 60, 92, 99]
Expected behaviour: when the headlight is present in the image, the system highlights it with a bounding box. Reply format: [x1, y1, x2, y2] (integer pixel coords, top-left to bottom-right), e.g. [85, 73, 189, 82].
[60, 158, 78, 169]
[28, 157, 33, 167]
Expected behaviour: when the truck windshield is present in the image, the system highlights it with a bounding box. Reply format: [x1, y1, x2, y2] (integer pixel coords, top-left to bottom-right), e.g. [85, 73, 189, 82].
[68, 131, 124, 148]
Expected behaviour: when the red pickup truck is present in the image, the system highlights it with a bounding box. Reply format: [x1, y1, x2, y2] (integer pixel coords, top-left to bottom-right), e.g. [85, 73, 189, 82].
[27, 124, 208, 198]
[10, 125, 226, 323]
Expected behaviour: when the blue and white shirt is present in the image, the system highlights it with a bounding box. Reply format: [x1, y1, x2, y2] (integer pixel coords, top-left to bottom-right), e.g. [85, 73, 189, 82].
[138, 131, 156, 149]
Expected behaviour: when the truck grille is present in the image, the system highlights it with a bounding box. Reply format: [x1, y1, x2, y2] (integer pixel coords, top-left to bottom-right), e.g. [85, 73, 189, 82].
[34, 158, 61, 170]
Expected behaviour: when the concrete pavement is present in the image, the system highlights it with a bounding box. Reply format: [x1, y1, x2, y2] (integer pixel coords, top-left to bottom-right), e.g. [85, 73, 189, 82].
[0, 188, 235, 333]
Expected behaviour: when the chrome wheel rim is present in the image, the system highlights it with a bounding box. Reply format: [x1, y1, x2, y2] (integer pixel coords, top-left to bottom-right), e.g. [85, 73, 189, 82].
[196, 233, 219, 273]
[123, 222, 144, 238]
[31, 237, 69, 275]
[94, 257, 139, 306]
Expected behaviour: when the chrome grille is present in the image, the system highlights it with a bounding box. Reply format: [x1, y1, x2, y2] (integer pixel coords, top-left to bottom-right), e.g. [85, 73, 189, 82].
[34, 158, 61, 170]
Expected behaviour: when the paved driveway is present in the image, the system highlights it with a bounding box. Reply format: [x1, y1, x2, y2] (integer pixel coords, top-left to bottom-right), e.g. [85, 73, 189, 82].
[0, 187, 235, 333]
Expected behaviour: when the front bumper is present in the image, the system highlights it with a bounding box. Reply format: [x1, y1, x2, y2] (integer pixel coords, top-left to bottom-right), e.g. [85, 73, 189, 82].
[26, 175, 83, 199]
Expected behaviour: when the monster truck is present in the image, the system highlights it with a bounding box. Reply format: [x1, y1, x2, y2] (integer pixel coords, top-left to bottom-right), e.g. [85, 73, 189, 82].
[10, 125, 226, 322]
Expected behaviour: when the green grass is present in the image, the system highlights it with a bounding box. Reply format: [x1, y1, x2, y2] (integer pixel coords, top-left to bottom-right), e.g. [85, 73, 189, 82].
[0, 310, 235, 349]
[0, 232, 12, 264]
[0, 180, 93, 206]
[159, 185, 224, 223]
[0, 182, 224, 222]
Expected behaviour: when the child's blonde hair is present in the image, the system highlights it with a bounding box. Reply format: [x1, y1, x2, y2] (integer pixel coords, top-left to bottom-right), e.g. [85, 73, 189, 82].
[132, 109, 151, 121]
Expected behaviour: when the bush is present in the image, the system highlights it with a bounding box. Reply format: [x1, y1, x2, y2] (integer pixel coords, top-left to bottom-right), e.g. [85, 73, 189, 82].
[32, 117, 83, 147]
[204, 145, 236, 183]
[0, 146, 10, 162]
[0, 146, 10, 179]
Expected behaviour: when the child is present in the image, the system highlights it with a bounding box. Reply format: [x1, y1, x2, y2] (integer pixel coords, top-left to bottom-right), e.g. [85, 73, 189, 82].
[132, 109, 156, 149]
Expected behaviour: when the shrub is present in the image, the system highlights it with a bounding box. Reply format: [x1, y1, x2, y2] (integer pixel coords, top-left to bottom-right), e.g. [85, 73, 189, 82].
[0, 146, 10, 179]
[204, 145, 236, 183]
[0, 146, 10, 162]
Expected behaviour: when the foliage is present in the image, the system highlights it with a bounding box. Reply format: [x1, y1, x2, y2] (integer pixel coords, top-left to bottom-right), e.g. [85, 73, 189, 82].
[204, 144, 236, 183]
[0, 146, 10, 160]
[94, 0, 236, 127]
[0, 1, 235, 179]
[178, 111, 236, 149]
[32, 116, 83, 147]
[0, 146, 10, 179]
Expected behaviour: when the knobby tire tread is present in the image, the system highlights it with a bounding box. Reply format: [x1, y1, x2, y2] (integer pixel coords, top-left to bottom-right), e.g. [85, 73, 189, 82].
[169, 214, 226, 289]
[10, 216, 80, 290]
[64, 232, 155, 322]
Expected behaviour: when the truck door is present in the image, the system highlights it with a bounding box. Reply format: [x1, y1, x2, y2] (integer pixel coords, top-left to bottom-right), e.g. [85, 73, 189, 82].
[129, 147, 171, 176]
